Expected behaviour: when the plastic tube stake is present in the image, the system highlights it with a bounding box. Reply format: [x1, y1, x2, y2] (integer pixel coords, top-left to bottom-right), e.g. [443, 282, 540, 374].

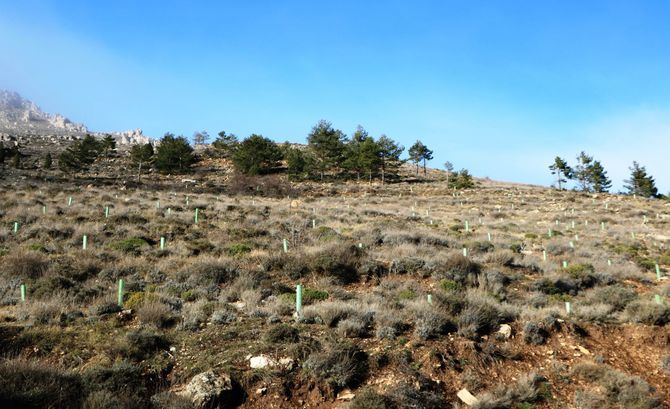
[194, 208, 199, 224]
[543, 250, 547, 261]
[82, 235, 88, 250]
[20, 284, 26, 302]
[105, 206, 109, 218]
[463, 248, 468, 257]
[562, 261, 568, 269]
[565, 301, 572, 314]
[68, 196, 72, 206]
[160, 236, 165, 250]
[427, 294, 433, 305]
[655, 295, 663, 305]
[118, 279, 125, 307]
[656, 264, 662, 280]
[295, 284, 303, 317]
[13, 222, 18, 234]
[283, 239, 288, 253]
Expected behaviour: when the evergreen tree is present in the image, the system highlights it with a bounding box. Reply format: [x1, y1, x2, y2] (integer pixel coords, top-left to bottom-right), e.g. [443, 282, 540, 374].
[154, 133, 196, 174]
[232, 134, 283, 175]
[12, 151, 20, 169]
[306, 120, 347, 180]
[0, 142, 5, 167]
[342, 125, 369, 181]
[444, 161, 454, 187]
[548, 156, 573, 190]
[358, 137, 382, 183]
[408, 140, 433, 176]
[452, 169, 475, 189]
[193, 130, 210, 145]
[58, 134, 103, 171]
[43, 153, 52, 169]
[283, 144, 307, 179]
[588, 160, 611, 193]
[573, 151, 594, 191]
[100, 135, 116, 156]
[624, 161, 659, 198]
[377, 135, 404, 184]
[212, 131, 239, 157]
[130, 143, 155, 182]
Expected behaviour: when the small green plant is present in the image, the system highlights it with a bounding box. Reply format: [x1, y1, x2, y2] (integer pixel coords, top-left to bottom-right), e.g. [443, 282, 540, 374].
[281, 288, 329, 305]
[110, 237, 148, 254]
[226, 242, 252, 257]
[440, 279, 462, 292]
[398, 288, 416, 300]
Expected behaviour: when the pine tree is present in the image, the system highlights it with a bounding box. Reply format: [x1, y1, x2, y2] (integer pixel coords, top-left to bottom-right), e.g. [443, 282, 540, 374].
[231, 134, 283, 175]
[444, 161, 454, 187]
[377, 135, 404, 185]
[130, 143, 155, 182]
[589, 160, 611, 193]
[358, 137, 382, 183]
[212, 131, 239, 157]
[43, 153, 52, 169]
[306, 120, 346, 180]
[58, 134, 103, 172]
[154, 133, 196, 173]
[12, 151, 20, 169]
[284, 144, 307, 179]
[573, 151, 593, 191]
[624, 161, 659, 198]
[453, 169, 475, 189]
[408, 141, 433, 176]
[342, 125, 369, 181]
[100, 135, 116, 156]
[193, 130, 210, 145]
[548, 156, 573, 190]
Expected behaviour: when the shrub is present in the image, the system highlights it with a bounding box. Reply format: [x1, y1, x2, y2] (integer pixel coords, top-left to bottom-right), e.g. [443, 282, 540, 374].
[187, 258, 239, 285]
[436, 255, 481, 286]
[263, 324, 299, 343]
[123, 329, 169, 360]
[413, 307, 454, 340]
[110, 237, 149, 254]
[624, 300, 670, 325]
[349, 388, 392, 409]
[303, 341, 368, 396]
[573, 363, 662, 408]
[309, 243, 362, 284]
[458, 293, 514, 339]
[523, 322, 550, 345]
[474, 373, 551, 409]
[1, 249, 50, 279]
[137, 301, 174, 328]
[0, 358, 83, 408]
[589, 285, 636, 311]
[211, 309, 237, 325]
[226, 242, 252, 257]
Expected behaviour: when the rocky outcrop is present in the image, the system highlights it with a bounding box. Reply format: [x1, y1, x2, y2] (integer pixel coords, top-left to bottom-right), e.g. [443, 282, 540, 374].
[0, 90, 153, 146]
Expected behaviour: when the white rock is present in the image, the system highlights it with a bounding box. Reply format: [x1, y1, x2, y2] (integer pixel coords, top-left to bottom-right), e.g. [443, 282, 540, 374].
[249, 355, 275, 369]
[497, 324, 512, 339]
[457, 388, 480, 406]
[181, 370, 232, 409]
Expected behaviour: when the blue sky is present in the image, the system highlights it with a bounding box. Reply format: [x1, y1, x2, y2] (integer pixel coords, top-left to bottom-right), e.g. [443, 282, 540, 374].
[1, 1, 669, 192]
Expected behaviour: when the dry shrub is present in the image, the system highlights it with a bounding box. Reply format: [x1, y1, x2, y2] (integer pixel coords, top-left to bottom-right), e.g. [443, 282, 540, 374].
[137, 301, 174, 328]
[1, 249, 50, 279]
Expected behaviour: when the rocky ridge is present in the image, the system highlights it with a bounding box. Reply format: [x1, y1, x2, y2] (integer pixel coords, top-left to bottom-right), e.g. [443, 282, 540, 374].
[0, 90, 152, 146]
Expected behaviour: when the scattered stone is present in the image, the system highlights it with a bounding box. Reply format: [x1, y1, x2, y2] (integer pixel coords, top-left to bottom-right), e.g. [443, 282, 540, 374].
[497, 324, 512, 339]
[250, 355, 274, 369]
[457, 388, 480, 406]
[181, 370, 232, 408]
[336, 389, 355, 401]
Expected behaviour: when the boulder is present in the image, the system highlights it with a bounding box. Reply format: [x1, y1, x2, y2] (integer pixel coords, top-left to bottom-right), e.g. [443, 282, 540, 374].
[182, 370, 232, 408]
